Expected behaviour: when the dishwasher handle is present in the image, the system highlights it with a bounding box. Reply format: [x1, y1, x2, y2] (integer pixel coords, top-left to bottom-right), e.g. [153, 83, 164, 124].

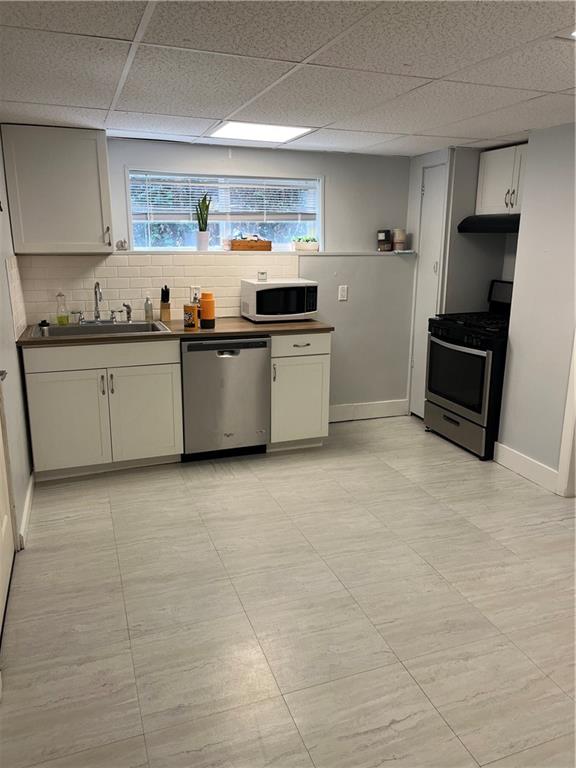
[217, 349, 240, 357]
[183, 338, 269, 353]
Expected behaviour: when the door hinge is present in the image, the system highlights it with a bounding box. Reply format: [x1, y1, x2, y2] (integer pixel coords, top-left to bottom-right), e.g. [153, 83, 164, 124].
[421, 184, 425, 196]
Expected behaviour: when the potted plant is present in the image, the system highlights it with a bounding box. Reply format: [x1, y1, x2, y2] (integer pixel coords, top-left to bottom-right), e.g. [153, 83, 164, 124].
[292, 236, 319, 252]
[195, 193, 211, 250]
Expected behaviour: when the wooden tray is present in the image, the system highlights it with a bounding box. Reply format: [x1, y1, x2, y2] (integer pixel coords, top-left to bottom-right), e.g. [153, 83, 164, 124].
[230, 239, 272, 251]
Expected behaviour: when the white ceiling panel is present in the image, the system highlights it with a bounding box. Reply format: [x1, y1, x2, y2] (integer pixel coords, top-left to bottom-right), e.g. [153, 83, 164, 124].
[285, 128, 402, 152]
[143, 1, 374, 62]
[362, 135, 469, 156]
[464, 133, 530, 149]
[117, 46, 292, 118]
[0, 1, 146, 40]
[0, 101, 107, 129]
[425, 93, 576, 139]
[332, 80, 537, 134]
[106, 112, 218, 136]
[0, 27, 130, 108]
[449, 39, 576, 93]
[312, 1, 575, 78]
[233, 65, 428, 128]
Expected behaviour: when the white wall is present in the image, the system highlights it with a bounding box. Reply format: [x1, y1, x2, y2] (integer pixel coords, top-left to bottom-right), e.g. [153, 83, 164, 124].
[108, 139, 410, 252]
[0, 145, 31, 535]
[498, 123, 575, 473]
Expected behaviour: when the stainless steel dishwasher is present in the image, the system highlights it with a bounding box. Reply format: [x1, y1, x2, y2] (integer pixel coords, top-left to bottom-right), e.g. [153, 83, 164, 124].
[181, 338, 270, 454]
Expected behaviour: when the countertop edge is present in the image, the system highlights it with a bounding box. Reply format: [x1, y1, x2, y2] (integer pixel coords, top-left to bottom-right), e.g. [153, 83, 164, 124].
[17, 319, 335, 347]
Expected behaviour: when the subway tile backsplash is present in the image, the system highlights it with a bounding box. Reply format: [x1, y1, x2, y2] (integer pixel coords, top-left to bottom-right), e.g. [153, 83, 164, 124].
[18, 251, 299, 325]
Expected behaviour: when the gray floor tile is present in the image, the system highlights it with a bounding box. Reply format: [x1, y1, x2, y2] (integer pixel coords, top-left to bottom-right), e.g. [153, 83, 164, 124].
[28, 737, 149, 768]
[485, 734, 575, 768]
[146, 698, 313, 768]
[131, 613, 279, 733]
[285, 664, 477, 768]
[405, 635, 575, 765]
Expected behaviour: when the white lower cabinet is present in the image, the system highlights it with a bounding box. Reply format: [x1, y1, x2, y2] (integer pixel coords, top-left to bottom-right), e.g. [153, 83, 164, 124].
[271, 354, 330, 444]
[108, 364, 182, 462]
[26, 368, 112, 471]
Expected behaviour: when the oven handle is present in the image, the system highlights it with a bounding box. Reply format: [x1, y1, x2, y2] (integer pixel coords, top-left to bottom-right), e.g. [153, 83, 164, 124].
[429, 335, 487, 358]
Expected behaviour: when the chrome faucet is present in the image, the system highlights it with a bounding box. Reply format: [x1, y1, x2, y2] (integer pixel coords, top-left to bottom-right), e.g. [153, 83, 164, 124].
[93, 281, 103, 321]
[122, 302, 132, 322]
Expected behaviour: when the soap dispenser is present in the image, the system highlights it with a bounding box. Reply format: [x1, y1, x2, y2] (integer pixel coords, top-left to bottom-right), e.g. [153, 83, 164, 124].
[56, 292, 69, 326]
[144, 295, 153, 322]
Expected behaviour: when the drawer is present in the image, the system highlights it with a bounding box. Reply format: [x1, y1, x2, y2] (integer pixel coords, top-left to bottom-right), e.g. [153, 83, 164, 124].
[424, 400, 486, 457]
[271, 332, 331, 358]
[23, 340, 180, 373]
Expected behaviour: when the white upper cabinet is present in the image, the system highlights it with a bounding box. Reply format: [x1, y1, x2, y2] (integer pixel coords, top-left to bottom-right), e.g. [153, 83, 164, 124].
[1, 124, 113, 254]
[475, 144, 527, 215]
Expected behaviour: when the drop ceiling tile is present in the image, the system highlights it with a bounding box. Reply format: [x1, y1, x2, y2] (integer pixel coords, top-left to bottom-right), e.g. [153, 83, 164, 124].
[117, 46, 292, 118]
[106, 112, 218, 136]
[312, 1, 575, 78]
[362, 135, 468, 156]
[449, 38, 575, 93]
[425, 93, 576, 139]
[233, 65, 428, 128]
[0, 1, 146, 40]
[196, 137, 283, 149]
[143, 1, 374, 62]
[464, 133, 530, 149]
[333, 80, 537, 133]
[285, 128, 402, 152]
[0, 27, 129, 108]
[0, 101, 107, 128]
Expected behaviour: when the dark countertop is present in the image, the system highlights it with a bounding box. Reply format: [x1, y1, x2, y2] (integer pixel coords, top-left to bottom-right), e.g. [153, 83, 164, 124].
[17, 317, 334, 347]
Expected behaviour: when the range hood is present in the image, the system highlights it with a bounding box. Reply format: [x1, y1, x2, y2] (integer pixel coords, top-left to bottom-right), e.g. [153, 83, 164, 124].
[457, 213, 520, 234]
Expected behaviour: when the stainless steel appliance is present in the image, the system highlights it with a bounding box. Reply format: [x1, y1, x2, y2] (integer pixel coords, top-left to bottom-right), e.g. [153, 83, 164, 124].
[424, 280, 512, 459]
[181, 338, 270, 455]
[241, 278, 318, 322]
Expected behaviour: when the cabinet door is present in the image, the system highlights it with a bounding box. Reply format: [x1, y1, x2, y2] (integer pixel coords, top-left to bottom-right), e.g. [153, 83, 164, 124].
[108, 364, 183, 461]
[1, 125, 113, 254]
[271, 355, 330, 444]
[26, 369, 112, 471]
[510, 144, 527, 213]
[475, 146, 516, 214]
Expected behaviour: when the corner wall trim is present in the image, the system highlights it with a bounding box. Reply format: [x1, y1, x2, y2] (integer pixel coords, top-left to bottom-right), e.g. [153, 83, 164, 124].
[494, 442, 561, 495]
[330, 399, 409, 423]
[18, 473, 34, 550]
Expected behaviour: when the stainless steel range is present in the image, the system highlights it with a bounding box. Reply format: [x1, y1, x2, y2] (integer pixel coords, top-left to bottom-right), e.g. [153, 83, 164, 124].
[424, 280, 512, 460]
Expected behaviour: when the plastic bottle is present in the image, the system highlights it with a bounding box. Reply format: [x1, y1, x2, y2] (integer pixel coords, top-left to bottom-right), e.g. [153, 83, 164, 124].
[144, 296, 153, 322]
[56, 292, 69, 326]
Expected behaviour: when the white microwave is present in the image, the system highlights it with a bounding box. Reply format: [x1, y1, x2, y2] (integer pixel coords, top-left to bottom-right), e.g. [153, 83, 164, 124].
[241, 278, 318, 322]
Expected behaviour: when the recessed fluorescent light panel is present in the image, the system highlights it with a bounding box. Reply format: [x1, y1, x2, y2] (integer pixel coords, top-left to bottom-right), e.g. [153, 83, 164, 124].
[209, 121, 311, 143]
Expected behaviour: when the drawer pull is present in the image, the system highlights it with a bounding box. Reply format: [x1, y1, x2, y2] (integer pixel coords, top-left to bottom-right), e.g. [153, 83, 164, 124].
[273, 363, 277, 382]
[100, 374, 106, 395]
[293, 342, 311, 348]
[442, 414, 460, 427]
[109, 373, 115, 394]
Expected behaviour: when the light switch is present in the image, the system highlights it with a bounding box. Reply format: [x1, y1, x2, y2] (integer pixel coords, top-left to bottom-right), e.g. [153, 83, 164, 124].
[338, 285, 348, 301]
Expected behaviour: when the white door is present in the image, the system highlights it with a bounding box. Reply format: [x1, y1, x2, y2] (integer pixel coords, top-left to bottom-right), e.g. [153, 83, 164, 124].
[108, 364, 183, 461]
[1, 125, 113, 254]
[26, 369, 112, 471]
[410, 164, 447, 418]
[510, 144, 527, 213]
[271, 355, 330, 443]
[475, 146, 516, 214]
[0, 385, 15, 633]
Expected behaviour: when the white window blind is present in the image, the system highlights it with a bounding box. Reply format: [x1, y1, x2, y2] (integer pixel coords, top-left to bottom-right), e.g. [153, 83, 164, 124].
[129, 171, 320, 250]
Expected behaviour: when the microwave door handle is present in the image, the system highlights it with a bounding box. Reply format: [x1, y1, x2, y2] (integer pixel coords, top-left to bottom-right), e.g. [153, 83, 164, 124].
[429, 335, 488, 358]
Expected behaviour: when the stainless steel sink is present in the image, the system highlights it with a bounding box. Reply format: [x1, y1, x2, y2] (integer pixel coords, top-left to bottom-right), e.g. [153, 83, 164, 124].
[33, 321, 171, 337]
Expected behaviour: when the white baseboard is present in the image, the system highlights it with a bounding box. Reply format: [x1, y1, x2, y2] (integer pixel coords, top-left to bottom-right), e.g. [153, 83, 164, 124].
[18, 473, 34, 549]
[494, 442, 562, 495]
[330, 399, 409, 423]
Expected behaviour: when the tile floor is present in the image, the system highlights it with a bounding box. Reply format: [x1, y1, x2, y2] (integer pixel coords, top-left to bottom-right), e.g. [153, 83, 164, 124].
[0, 416, 574, 768]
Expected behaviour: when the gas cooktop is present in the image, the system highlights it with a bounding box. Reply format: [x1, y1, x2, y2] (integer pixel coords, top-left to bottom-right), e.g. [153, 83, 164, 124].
[435, 311, 510, 333]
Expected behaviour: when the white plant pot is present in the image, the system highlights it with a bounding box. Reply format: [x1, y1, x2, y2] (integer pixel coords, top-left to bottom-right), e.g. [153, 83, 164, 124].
[292, 241, 319, 252]
[196, 231, 210, 251]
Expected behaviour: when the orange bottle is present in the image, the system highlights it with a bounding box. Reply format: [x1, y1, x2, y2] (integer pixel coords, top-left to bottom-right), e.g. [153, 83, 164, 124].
[199, 291, 215, 329]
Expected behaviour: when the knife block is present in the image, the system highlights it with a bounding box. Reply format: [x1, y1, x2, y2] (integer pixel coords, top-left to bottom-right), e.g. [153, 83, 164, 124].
[160, 302, 171, 322]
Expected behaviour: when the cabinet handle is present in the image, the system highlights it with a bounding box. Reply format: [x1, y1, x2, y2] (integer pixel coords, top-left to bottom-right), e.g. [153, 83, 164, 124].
[272, 363, 277, 382]
[504, 189, 510, 209]
[509, 189, 516, 208]
[109, 373, 115, 394]
[293, 342, 311, 348]
[104, 226, 112, 246]
[100, 374, 106, 395]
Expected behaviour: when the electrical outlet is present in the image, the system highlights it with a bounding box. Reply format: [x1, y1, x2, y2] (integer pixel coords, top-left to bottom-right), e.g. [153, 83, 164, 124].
[338, 285, 348, 301]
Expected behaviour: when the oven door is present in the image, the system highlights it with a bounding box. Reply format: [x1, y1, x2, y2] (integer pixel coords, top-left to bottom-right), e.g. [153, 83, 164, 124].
[425, 334, 492, 426]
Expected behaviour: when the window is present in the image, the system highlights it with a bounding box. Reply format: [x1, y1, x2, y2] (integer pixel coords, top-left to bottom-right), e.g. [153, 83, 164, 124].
[128, 171, 321, 250]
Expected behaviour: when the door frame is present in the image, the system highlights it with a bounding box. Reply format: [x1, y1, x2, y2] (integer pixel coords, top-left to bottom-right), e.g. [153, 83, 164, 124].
[407, 156, 452, 416]
[0, 383, 20, 553]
